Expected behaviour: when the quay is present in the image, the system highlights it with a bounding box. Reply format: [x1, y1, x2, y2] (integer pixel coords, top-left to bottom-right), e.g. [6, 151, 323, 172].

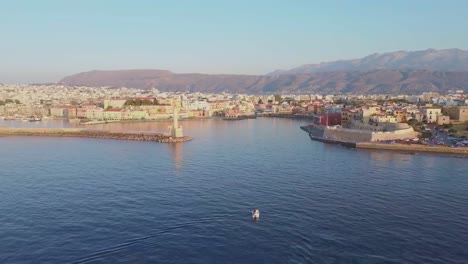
[0, 127, 192, 143]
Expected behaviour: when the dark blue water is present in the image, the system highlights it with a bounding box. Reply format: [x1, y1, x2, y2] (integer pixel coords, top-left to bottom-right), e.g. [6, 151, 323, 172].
[0, 118, 467, 264]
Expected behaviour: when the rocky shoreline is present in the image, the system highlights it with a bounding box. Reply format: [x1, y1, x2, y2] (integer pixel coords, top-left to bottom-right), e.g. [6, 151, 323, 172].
[0, 127, 192, 143]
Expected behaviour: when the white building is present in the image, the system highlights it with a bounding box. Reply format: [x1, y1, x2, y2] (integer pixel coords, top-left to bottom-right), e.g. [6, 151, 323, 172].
[423, 107, 442, 123]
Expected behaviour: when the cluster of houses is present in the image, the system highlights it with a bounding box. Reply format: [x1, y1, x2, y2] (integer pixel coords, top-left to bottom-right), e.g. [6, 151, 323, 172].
[1, 84, 466, 129]
[0, 96, 257, 121]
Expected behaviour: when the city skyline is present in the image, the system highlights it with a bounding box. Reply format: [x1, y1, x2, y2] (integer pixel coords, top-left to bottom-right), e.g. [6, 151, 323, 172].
[2, 0, 468, 83]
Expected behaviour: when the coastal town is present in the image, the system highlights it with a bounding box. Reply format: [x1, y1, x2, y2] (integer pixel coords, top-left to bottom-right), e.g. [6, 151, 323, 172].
[0, 83, 467, 150]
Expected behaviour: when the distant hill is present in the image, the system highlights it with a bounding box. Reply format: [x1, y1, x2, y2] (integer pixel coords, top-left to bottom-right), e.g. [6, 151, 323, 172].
[268, 48, 468, 75]
[60, 69, 468, 94]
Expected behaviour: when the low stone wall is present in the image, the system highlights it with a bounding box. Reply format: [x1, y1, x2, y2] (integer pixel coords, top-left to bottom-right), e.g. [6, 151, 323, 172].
[0, 127, 192, 143]
[300, 125, 325, 138]
[323, 127, 372, 143]
[370, 127, 419, 142]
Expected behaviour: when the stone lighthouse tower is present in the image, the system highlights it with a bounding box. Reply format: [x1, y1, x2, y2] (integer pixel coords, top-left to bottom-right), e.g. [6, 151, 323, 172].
[169, 107, 183, 138]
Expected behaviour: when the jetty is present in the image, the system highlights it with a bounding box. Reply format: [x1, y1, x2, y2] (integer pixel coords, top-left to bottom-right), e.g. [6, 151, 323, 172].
[0, 127, 191, 143]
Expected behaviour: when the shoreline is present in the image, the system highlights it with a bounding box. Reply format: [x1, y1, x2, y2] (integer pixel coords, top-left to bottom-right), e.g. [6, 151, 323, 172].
[0, 127, 192, 143]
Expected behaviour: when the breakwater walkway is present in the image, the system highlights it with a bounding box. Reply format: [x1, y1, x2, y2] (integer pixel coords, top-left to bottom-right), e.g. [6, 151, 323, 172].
[0, 127, 192, 143]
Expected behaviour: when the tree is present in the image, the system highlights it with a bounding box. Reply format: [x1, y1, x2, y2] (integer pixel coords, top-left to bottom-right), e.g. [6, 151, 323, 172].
[274, 94, 282, 102]
[125, 100, 135, 106]
[14, 99, 20, 104]
[0, 100, 4, 106]
[258, 99, 263, 104]
[5, 99, 14, 104]
[407, 118, 424, 132]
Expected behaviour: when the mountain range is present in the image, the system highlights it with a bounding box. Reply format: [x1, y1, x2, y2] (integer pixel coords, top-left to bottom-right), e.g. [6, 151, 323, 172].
[268, 48, 468, 75]
[60, 49, 468, 94]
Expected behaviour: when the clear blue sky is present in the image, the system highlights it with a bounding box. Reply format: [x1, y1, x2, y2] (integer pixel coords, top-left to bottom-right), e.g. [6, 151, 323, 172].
[1, 0, 468, 83]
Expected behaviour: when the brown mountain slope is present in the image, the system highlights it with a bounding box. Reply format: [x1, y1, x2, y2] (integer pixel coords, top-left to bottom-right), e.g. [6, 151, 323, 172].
[268, 48, 468, 75]
[60, 69, 468, 94]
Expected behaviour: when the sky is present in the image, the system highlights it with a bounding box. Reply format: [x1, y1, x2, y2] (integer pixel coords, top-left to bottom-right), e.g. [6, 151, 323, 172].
[1, 0, 468, 83]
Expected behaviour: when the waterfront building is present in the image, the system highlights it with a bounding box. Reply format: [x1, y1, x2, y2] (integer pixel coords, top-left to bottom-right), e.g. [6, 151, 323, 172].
[208, 100, 229, 115]
[423, 107, 442, 123]
[86, 107, 104, 120]
[313, 113, 342, 126]
[437, 115, 451, 125]
[122, 110, 148, 120]
[50, 106, 77, 118]
[341, 109, 360, 127]
[104, 99, 127, 109]
[187, 110, 207, 118]
[443, 106, 468, 123]
[103, 108, 123, 120]
[359, 106, 381, 124]
[370, 114, 397, 124]
[393, 110, 407, 123]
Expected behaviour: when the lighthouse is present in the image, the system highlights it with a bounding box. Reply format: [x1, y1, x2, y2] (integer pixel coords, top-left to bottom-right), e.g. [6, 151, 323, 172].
[169, 107, 183, 138]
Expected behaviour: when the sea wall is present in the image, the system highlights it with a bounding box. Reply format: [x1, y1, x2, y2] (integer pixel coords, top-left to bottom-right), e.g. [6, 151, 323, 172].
[302, 124, 418, 143]
[323, 127, 372, 143]
[370, 127, 418, 141]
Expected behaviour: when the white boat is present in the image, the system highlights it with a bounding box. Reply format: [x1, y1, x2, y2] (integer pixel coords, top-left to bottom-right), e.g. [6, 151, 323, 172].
[252, 209, 260, 219]
[28, 117, 42, 122]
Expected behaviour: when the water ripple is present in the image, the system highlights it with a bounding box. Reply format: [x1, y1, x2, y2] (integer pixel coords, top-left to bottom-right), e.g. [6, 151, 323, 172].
[0, 119, 467, 263]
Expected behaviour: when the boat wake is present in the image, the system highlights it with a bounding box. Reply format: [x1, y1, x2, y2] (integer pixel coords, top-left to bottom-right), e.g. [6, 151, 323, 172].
[70, 215, 233, 264]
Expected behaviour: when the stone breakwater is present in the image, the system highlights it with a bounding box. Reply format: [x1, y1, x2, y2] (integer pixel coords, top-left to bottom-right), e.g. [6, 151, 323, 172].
[0, 127, 192, 143]
[356, 143, 468, 156]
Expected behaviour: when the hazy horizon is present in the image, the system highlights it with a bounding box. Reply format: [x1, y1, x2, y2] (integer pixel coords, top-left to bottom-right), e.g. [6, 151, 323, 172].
[2, 0, 468, 83]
